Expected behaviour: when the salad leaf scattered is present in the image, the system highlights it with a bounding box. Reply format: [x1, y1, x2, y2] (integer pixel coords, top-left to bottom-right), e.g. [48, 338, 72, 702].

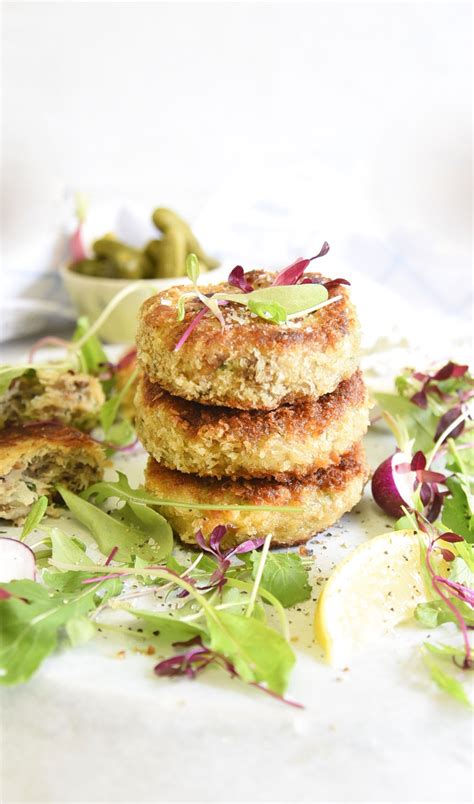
[0, 578, 119, 685]
[422, 649, 472, 708]
[442, 477, 474, 542]
[373, 362, 473, 705]
[20, 496, 48, 541]
[57, 487, 174, 563]
[250, 552, 311, 608]
[73, 316, 109, 377]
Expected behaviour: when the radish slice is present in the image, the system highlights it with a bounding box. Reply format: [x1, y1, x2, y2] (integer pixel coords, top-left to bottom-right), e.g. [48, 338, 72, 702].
[371, 452, 416, 518]
[0, 538, 36, 582]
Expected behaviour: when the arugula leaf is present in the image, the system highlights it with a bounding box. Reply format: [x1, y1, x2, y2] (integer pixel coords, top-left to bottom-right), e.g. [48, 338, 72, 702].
[112, 502, 173, 562]
[422, 650, 472, 707]
[449, 557, 474, 588]
[442, 477, 474, 543]
[124, 606, 208, 642]
[0, 578, 116, 685]
[423, 642, 468, 661]
[446, 435, 474, 475]
[73, 316, 109, 376]
[105, 419, 135, 447]
[57, 487, 173, 563]
[100, 367, 138, 436]
[82, 472, 304, 512]
[250, 552, 311, 608]
[43, 569, 122, 597]
[373, 392, 437, 453]
[65, 617, 97, 646]
[20, 496, 48, 540]
[207, 609, 295, 695]
[415, 598, 474, 628]
[50, 528, 90, 567]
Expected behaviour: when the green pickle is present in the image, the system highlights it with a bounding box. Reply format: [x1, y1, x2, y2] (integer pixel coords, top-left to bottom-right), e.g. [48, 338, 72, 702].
[152, 208, 219, 269]
[92, 238, 153, 279]
[68, 207, 218, 280]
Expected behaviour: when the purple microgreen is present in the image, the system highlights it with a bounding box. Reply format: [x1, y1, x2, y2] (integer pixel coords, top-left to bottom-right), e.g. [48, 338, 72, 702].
[435, 407, 465, 441]
[271, 242, 330, 286]
[436, 577, 474, 607]
[410, 362, 471, 410]
[433, 362, 469, 381]
[439, 532, 465, 543]
[411, 390, 428, 409]
[439, 548, 456, 562]
[417, 512, 472, 669]
[228, 265, 254, 292]
[194, 526, 265, 592]
[411, 451, 426, 471]
[154, 636, 303, 708]
[321, 277, 351, 291]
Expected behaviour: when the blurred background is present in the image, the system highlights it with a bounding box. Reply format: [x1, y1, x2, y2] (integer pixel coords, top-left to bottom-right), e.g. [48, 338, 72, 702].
[1, 1, 472, 341]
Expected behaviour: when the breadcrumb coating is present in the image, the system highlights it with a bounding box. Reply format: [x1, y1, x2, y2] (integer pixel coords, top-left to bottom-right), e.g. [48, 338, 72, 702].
[144, 443, 369, 547]
[136, 371, 371, 480]
[136, 271, 360, 410]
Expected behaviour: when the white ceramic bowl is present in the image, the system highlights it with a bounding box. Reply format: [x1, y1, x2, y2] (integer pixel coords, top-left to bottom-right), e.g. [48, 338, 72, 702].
[60, 264, 193, 344]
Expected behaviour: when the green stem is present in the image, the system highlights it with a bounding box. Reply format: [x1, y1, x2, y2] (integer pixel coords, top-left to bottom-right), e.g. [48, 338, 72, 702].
[246, 533, 272, 618]
[226, 578, 289, 641]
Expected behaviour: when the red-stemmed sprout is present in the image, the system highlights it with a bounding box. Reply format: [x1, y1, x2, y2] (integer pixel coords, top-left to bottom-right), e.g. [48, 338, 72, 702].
[194, 525, 264, 592]
[228, 265, 254, 292]
[154, 636, 304, 708]
[410, 362, 471, 410]
[271, 242, 330, 286]
[396, 450, 448, 522]
[414, 512, 473, 670]
[104, 546, 119, 566]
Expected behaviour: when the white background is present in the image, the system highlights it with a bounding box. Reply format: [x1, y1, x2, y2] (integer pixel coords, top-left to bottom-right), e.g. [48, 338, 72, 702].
[1, 1, 472, 321]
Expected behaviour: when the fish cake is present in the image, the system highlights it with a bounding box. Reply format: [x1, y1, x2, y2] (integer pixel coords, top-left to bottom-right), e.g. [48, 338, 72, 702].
[135, 370, 370, 480]
[144, 443, 369, 548]
[136, 271, 360, 410]
[0, 422, 105, 523]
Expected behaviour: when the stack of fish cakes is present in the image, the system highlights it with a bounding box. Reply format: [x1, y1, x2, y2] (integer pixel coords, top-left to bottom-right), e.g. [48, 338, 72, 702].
[135, 270, 370, 548]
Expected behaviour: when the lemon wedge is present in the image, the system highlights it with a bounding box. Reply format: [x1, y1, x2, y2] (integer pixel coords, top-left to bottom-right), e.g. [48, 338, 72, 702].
[314, 530, 428, 666]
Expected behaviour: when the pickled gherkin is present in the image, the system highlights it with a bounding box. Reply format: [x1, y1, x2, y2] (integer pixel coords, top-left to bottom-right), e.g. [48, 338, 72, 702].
[152, 208, 219, 270]
[92, 237, 154, 280]
[68, 206, 219, 280]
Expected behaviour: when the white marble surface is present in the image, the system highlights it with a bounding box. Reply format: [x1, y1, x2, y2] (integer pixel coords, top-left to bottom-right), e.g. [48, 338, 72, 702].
[1, 283, 473, 803]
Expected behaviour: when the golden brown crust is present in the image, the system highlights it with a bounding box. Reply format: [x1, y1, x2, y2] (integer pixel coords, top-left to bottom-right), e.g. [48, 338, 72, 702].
[144, 444, 369, 547]
[135, 371, 371, 480]
[140, 370, 366, 441]
[140, 271, 352, 352]
[146, 444, 367, 505]
[0, 421, 104, 463]
[0, 422, 106, 524]
[136, 270, 360, 410]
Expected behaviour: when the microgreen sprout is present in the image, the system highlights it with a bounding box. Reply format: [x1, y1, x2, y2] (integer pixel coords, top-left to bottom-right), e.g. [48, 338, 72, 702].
[174, 246, 349, 348]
